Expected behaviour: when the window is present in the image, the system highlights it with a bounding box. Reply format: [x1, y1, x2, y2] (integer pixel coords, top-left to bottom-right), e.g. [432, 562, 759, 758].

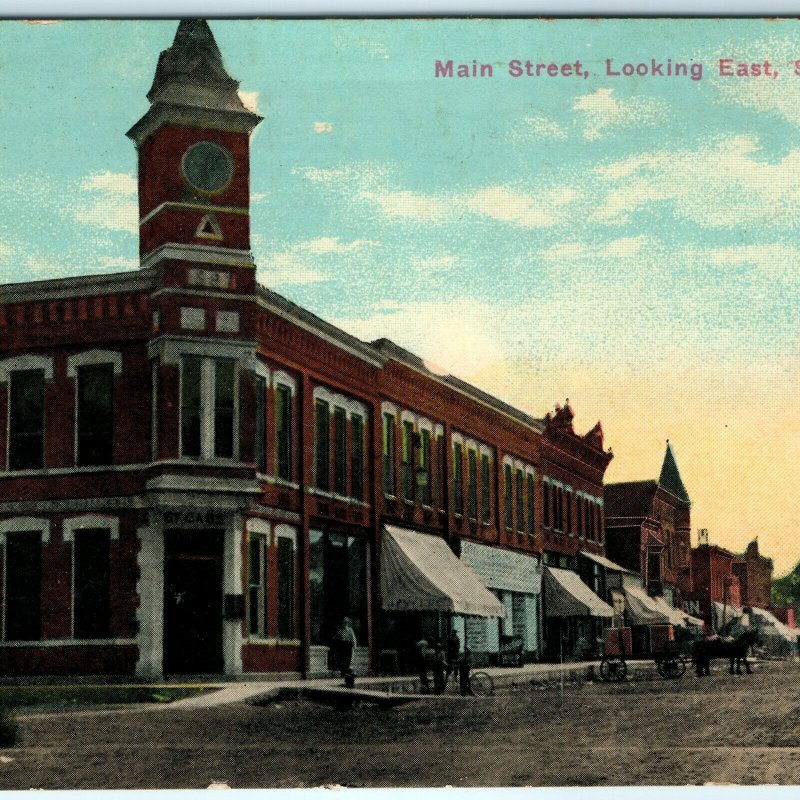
[277, 533, 295, 639]
[577, 497, 584, 537]
[515, 469, 524, 533]
[214, 360, 235, 458]
[76, 364, 114, 466]
[553, 487, 561, 531]
[351, 414, 364, 501]
[565, 490, 572, 534]
[8, 369, 45, 470]
[4, 530, 41, 641]
[481, 453, 491, 524]
[504, 463, 513, 529]
[247, 524, 298, 640]
[437, 434, 446, 509]
[420, 428, 432, 506]
[73, 529, 111, 639]
[543, 482, 551, 528]
[464, 449, 476, 520]
[401, 420, 414, 501]
[248, 532, 267, 637]
[180, 356, 237, 460]
[334, 407, 347, 496]
[452, 442, 463, 515]
[310, 529, 368, 646]
[254, 374, 267, 473]
[526, 474, 535, 536]
[382, 413, 395, 497]
[275, 384, 292, 481]
[314, 399, 330, 491]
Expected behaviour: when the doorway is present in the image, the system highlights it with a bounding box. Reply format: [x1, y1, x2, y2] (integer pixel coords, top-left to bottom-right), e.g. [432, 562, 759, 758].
[163, 530, 224, 675]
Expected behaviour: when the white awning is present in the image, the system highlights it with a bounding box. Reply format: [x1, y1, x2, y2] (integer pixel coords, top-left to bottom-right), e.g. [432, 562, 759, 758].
[543, 567, 613, 618]
[380, 525, 506, 617]
[650, 595, 704, 628]
[624, 585, 673, 626]
[579, 550, 636, 575]
[749, 607, 798, 642]
[461, 539, 542, 594]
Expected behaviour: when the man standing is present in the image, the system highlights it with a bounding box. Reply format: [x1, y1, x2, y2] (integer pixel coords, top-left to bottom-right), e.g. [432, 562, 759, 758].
[332, 617, 357, 688]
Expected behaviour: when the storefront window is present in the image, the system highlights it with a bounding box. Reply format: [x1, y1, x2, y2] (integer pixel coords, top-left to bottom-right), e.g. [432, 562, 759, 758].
[309, 528, 368, 646]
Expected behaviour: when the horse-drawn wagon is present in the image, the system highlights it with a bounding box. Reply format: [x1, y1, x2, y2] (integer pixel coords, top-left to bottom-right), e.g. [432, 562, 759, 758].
[599, 625, 692, 681]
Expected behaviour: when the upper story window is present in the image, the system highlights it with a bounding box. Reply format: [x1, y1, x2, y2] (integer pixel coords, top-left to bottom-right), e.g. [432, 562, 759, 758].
[401, 420, 414, 502]
[76, 365, 114, 466]
[315, 387, 367, 499]
[419, 428, 432, 507]
[275, 382, 293, 481]
[543, 482, 551, 528]
[254, 363, 296, 481]
[526, 473, 535, 536]
[452, 441, 464, 516]
[480, 452, 491, 524]
[504, 463, 513, 530]
[515, 469, 525, 533]
[180, 355, 238, 460]
[467, 448, 478, 521]
[382, 411, 396, 497]
[314, 398, 330, 491]
[8, 369, 45, 471]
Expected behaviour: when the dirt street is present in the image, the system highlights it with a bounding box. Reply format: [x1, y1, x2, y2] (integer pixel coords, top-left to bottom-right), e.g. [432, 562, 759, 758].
[2, 661, 800, 788]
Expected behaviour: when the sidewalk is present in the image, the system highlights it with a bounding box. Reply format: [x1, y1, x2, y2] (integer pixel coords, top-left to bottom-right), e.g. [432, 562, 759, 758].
[168, 658, 656, 709]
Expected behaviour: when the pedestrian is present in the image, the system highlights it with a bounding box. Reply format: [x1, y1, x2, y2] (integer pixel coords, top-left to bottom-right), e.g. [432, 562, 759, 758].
[332, 617, 357, 688]
[446, 628, 461, 682]
[432, 639, 447, 694]
[459, 645, 474, 696]
[416, 635, 431, 692]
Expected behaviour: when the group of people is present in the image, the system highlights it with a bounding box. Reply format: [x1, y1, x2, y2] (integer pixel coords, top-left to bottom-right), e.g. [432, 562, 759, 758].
[415, 629, 473, 695]
[330, 618, 474, 696]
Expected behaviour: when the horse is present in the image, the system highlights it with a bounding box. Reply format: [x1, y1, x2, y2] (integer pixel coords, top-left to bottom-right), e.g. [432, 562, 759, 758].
[692, 629, 762, 677]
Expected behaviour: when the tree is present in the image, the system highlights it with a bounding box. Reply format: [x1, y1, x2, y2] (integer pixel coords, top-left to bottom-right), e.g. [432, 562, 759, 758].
[772, 561, 800, 613]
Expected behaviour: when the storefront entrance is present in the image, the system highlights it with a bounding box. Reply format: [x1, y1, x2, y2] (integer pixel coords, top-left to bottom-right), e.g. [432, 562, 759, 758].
[163, 530, 224, 675]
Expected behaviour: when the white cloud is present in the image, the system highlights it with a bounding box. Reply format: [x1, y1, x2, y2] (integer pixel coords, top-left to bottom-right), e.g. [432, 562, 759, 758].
[513, 115, 568, 141]
[467, 186, 571, 228]
[295, 236, 377, 254]
[314, 121, 334, 134]
[99, 256, 139, 271]
[256, 237, 376, 286]
[331, 299, 507, 378]
[74, 171, 138, 233]
[591, 135, 800, 228]
[706, 243, 800, 278]
[573, 88, 666, 141]
[542, 236, 648, 264]
[238, 90, 260, 114]
[411, 254, 457, 271]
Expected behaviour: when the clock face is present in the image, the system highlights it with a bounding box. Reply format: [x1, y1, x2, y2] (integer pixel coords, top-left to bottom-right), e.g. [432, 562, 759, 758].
[181, 141, 233, 193]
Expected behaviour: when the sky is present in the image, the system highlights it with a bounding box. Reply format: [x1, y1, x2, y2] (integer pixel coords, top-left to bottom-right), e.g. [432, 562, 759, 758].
[1, 18, 799, 573]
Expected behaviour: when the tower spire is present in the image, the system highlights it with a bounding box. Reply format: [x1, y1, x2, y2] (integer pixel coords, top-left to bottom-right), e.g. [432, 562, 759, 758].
[658, 441, 690, 505]
[127, 19, 261, 147]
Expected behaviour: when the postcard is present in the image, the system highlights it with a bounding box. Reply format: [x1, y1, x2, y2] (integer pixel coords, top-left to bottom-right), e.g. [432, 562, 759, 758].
[0, 16, 797, 790]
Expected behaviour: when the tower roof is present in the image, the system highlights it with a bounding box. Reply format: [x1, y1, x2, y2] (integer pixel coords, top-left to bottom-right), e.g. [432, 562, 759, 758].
[658, 441, 690, 505]
[127, 19, 262, 145]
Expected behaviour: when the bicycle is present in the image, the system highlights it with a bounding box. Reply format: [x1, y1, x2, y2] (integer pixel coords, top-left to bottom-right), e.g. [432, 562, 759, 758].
[433, 662, 495, 696]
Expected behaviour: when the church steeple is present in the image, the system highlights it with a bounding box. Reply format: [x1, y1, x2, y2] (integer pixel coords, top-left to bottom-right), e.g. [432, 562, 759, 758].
[658, 440, 690, 505]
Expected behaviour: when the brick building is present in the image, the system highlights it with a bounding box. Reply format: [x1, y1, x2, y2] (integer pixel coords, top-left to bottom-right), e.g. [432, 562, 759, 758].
[733, 539, 773, 610]
[0, 20, 614, 678]
[604, 442, 692, 609]
[688, 543, 741, 631]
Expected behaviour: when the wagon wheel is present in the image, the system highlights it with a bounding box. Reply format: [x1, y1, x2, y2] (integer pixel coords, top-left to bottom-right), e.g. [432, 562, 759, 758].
[469, 670, 495, 697]
[599, 657, 627, 682]
[658, 657, 685, 679]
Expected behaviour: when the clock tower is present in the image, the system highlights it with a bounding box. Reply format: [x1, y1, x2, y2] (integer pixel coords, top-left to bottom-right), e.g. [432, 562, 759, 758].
[127, 20, 262, 281]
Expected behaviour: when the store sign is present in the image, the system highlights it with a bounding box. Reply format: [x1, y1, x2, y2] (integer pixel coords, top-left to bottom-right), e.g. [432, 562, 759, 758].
[162, 510, 227, 528]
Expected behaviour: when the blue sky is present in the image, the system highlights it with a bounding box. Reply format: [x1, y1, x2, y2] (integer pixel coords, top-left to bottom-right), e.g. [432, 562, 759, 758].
[2, 18, 799, 571]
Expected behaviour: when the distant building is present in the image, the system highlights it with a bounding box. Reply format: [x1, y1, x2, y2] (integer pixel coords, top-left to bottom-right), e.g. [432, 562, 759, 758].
[733, 539, 773, 610]
[604, 442, 692, 608]
[688, 543, 741, 630]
